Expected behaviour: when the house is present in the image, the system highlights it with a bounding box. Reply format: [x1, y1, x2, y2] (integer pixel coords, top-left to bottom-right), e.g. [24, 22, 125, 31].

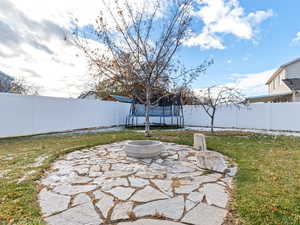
[246, 57, 300, 103]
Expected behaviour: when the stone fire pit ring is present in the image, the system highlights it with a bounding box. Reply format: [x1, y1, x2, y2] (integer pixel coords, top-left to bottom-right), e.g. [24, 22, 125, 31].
[124, 140, 164, 158]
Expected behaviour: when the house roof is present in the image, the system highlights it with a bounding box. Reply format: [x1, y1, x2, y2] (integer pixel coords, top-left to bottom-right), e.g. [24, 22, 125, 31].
[245, 92, 293, 103]
[110, 95, 133, 103]
[266, 57, 300, 85]
[283, 78, 300, 90]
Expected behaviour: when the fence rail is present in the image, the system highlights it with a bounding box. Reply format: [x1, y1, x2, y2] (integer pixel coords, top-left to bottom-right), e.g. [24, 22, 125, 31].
[0, 93, 130, 138]
[1, 93, 300, 138]
[183, 103, 300, 132]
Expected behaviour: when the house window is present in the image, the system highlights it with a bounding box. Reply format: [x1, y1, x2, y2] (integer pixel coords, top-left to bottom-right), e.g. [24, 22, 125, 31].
[278, 75, 281, 86]
[273, 80, 276, 89]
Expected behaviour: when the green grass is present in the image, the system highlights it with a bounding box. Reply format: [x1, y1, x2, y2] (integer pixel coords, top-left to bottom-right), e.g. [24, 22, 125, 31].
[0, 131, 300, 224]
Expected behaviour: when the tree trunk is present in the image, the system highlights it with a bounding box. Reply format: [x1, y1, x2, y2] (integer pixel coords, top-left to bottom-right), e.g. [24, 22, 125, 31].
[145, 86, 151, 137]
[210, 111, 215, 133]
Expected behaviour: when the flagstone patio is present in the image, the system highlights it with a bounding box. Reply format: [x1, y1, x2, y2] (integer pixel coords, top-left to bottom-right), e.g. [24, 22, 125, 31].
[38, 141, 235, 225]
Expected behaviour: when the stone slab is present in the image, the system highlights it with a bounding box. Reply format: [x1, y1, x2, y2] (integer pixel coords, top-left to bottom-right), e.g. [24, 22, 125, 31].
[130, 186, 168, 202]
[152, 180, 173, 197]
[95, 194, 114, 218]
[111, 202, 134, 221]
[39, 188, 70, 217]
[118, 219, 185, 225]
[175, 184, 199, 194]
[45, 203, 102, 225]
[134, 196, 184, 220]
[197, 151, 228, 173]
[202, 183, 228, 208]
[129, 177, 149, 188]
[182, 203, 227, 225]
[53, 184, 97, 195]
[72, 193, 91, 206]
[107, 187, 135, 200]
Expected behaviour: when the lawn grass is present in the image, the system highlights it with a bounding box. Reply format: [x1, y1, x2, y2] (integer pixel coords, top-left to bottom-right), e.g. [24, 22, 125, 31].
[0, 130, 300, 225]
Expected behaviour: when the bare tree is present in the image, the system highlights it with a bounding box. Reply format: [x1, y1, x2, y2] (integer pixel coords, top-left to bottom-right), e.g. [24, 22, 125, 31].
[197, 86, 245, 133]
[83, 66, 171, 101]
[169, 60, 213, 104]
[83, 58, 212, 104]
[0, 77, 39, 95]
[75, 0, 205, 136]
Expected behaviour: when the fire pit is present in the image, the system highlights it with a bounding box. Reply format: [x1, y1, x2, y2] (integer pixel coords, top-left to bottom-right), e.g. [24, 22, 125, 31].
[124, 140, 164, 158]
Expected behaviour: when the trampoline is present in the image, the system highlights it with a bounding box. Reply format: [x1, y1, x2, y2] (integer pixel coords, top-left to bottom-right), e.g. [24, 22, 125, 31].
[126, 93, 184, 128]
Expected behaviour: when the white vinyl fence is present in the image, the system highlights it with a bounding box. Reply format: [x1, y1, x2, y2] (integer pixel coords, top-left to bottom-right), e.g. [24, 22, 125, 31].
[1, 92, 300, 138]
[183, 103, 300, 131]
[0, 93, 130, 138]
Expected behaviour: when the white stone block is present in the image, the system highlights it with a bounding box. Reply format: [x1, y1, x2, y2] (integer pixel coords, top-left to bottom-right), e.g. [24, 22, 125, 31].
[197, 151, 228, 173]
[193, 133, 207, 151]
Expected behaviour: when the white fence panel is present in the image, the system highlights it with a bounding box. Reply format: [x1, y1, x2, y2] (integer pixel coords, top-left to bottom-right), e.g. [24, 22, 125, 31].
[269, 103, 300, 131]
[236, 104, 271, 130]
[2, 92, 300, 138]
[213, 106, 237, 128]
[183, 102, 300, 132]
[183, 106, 210, 127]
[0, 94, 35, 137]
[0, 93, 130, 138]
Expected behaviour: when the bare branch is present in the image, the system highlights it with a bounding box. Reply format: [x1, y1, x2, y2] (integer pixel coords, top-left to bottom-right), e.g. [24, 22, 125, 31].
[196, 85, 245, 132]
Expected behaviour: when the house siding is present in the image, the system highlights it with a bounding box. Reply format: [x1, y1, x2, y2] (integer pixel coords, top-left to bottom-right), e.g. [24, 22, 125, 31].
[286, 60, 300, 79]
[268, 69, 290, 95]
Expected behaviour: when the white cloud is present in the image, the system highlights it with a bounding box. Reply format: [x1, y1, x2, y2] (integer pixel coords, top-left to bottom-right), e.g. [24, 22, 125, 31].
[185, 27, 225, 49]
[227, 59, 232, 64]
[194, 69, 275, 97]
[0, 0, 163, 97]
[185, 0, 273, 49]
[226, 69, 276, 96]
[0, 0, 274, 97]
[0, 0, 98, 97]
[292, 32, 300, 42]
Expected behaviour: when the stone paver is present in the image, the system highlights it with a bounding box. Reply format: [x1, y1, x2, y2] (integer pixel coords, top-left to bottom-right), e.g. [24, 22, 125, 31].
[45, 203, 101, 225]
[53, 184, 97, 195]
[133, 196, 184, 220]
[175, 184, 199, 194]
[202, 183, 229, 208]
[129, 177, 149, 187]
[39, 141, 235, 225]
[95, 194, 114, 217]
[118, 219, 185, 225]
[197, 151, 228, 173]
[187, 191, 205, 203]
[107, 187, 135, 200]
[72, 193, 91, 206]
[182, 203, 228, 225]
[185, 199, 196, 211]
[93, 190, 105, 199]
[152, 179, 174, 197]
[130, 186, 168, 202]
[39, 188, 70, 216]
[111, 202, 134, 221]
[101, 178, 129, 191]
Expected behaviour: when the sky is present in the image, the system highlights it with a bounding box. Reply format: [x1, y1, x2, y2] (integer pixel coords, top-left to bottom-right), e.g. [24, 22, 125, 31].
[0, 0, 300, 98]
